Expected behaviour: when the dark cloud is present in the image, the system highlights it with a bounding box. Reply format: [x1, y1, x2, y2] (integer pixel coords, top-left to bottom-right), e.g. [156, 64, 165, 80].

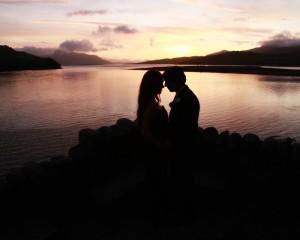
[59, 39, 97, 52]
[15, 46, 56, 56]
[93, 25, 112, 35]
[260, 32, 300, 47]
[15, 39, 122, 56]
[93, 25, 138, 35]
[114, 25, 138, 34]
[67, 9, 107, 17]
[0, 0, 68, 4]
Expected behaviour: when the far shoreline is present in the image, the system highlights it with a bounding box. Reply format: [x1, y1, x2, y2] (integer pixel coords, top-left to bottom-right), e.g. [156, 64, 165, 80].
[131, 65, 300, 77]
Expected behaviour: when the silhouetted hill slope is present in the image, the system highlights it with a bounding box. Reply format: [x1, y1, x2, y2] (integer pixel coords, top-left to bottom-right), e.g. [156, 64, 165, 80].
[139, 56, 205, 64]
[48, 50, 110, 66]
[0, 45, 61, 71]
[140, 45, 300, 66]
[249, 45, 300, 54]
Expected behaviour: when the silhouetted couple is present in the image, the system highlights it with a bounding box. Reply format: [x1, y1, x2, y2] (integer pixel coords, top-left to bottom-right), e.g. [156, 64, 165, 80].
[136, 66, 200, 225]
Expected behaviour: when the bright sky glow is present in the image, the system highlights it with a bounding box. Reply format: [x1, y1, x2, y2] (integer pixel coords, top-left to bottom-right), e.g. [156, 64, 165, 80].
[1, 0, 300, 61]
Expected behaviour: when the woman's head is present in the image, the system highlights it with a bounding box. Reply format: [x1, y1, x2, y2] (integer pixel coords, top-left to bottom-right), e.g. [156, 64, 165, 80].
[137, 70, 164, 126]
[139, 70, 164, 99]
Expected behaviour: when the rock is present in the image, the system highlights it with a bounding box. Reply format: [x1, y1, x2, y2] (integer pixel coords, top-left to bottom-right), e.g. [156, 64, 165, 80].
[197, 127, 205, 143]
[110, 124, 125, 137]
[277, 137, 293, 157]
[68, 144, 83, 161]
[79, 128, 98, 146]
[203, 127, 219, 145]
[6, 169, 24, 186]
[292, 143, 300, 168]
[198, 127, 204, 134]
[22, 161, 43, 178]
[116, 118, 137, 132]
[263, 137, 278, 152]
[228, 133, 242, 149]
[243, 133, 260, 144]
[242, 133, 261, 152]
[49, 155, 69, 165]
[90, 166, 145, 206]
[3, 118, 300, 230]
[97, 126, 112, 135]
[218, 130, 230, 146]
[96, 126, 113, 143]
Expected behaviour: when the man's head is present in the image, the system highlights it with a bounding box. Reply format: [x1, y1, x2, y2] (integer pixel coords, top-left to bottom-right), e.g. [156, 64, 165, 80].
[163, 66, 186, 92]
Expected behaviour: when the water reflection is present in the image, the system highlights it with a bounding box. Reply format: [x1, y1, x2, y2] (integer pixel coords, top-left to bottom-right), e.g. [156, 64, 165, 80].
[258, 75, 300, 82]
[1, 67, 300, 170]
[257, 75, 300, 96]
[183, 72, 300, 140]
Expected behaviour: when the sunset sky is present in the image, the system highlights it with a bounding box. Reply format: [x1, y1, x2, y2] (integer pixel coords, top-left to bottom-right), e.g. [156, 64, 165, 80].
[1, 0, 300, 61]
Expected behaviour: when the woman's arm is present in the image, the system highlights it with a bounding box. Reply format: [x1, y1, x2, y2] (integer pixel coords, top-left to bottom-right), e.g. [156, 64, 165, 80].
[142, 105, 169, 148]
[142, 106, 160, 146]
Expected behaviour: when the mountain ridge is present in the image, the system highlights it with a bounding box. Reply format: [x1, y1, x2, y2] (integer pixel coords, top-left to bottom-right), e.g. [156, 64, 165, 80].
[140, 45, 300, 66]
[48, 50, 110, 66]
[0, 45, 61, 72]
[14, 47, 111, 66]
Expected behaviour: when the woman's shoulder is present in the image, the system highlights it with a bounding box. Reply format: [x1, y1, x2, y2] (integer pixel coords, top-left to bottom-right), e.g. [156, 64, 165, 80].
[156, 105, 168, 122]
[145, 102, 162, 112]
[144, 102, 158, 114]
[158, 105, 168, 115]
[152, 104, 167, 114]
[144, 103, 167, 118]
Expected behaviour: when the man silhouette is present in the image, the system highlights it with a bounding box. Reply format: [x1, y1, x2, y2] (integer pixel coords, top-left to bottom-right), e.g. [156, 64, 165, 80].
[163, 66, 200, 147]
[163, 66, 200, 223]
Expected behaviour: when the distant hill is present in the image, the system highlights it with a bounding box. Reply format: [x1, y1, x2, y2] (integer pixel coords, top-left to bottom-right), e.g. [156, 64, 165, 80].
[48, 50, 110, 66]
[0, 45, 61, 72]
[140, 45, 300, 66]
[249, 45, 300, 55]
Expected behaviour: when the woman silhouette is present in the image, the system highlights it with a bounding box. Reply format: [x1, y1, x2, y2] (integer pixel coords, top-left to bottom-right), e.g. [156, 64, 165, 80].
[136, 70, 169, 222]
[136, 70, 168, 147]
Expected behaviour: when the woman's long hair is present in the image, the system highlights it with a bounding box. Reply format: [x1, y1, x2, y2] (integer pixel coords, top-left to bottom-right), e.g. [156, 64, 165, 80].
[136, 70, 163, 127]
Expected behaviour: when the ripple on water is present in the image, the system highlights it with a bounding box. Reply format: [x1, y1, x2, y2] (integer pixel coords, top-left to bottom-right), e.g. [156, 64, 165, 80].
[1, 66, 300, 175]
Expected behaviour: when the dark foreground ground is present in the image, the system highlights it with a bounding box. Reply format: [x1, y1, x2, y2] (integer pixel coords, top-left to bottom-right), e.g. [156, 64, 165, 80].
[133, 65, 300, 77]
[0, 118, 300, 239]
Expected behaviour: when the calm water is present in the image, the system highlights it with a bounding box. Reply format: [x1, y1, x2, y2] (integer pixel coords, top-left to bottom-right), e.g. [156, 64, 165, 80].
[1, 64, 300, 174]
